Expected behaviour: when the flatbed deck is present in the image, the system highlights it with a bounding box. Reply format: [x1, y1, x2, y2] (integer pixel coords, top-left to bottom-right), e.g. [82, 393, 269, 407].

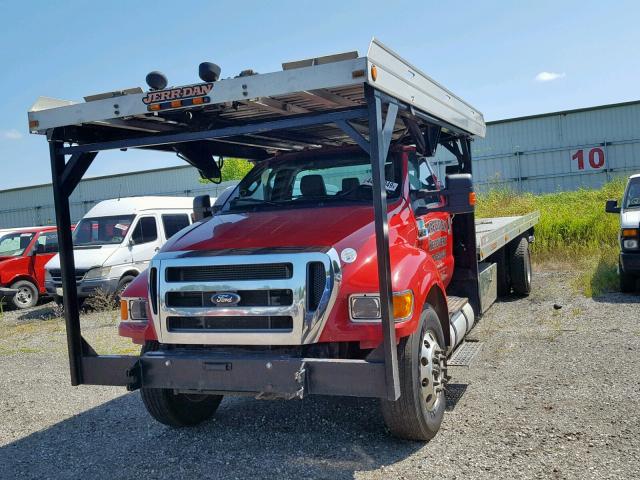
[475, 211, 540, 260]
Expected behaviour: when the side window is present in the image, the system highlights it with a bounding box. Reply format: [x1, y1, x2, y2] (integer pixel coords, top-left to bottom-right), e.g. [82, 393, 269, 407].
[37, 232, 59, 253]
[408, 154, 438, 192]
[131, 217, 158, 245]
[162, 214, 190, 239]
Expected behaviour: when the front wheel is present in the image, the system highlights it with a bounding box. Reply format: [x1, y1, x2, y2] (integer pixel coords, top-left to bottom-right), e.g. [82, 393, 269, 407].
[11, 280, 39, 309]
[380, 305, 447, 441]
[140, 388, 223, 427]
[140, 342, 223, 427]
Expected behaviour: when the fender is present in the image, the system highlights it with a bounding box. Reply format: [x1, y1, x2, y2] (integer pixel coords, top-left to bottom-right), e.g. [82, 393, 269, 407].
[318, 240, 448, 349]
[118, 270, 157, 344]
[2, 273, 38, 290]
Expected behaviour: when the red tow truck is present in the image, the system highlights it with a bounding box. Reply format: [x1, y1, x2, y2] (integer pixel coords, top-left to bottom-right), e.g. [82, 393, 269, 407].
[29, 40, 538, 440]
[0, 226, 60, 309]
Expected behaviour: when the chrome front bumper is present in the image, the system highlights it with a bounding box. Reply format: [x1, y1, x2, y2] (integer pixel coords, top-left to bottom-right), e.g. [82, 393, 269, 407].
[149, 248, 341, 346]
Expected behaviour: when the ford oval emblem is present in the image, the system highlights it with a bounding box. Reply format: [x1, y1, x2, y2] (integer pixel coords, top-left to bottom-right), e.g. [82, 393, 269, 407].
[210, 292, 241, 306]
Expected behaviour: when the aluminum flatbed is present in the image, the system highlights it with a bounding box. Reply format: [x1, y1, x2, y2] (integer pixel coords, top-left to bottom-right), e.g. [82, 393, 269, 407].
[476, 211, 540, 260]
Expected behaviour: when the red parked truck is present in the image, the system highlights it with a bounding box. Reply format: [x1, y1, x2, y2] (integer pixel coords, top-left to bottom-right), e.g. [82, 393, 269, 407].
[29, 39, 538, 440]
[0, 226, 60, 309]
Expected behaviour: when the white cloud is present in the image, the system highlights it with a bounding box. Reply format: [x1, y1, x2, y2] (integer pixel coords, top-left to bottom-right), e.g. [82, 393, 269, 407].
[2, 129, 23, 140]
[535, 71, 566, 82]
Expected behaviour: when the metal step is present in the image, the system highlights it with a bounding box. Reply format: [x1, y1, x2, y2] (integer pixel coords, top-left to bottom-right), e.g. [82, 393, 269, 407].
[447, 296, 468, 316]
[448, 341, 483, 366]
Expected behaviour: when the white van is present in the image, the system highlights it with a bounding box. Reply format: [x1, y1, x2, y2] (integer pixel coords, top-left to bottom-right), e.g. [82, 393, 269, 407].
[45, 196, 196, 301]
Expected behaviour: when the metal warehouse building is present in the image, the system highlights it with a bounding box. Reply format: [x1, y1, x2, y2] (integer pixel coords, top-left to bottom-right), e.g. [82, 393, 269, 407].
[0, 167, 236, 228]
[1, 100, 639, 228]
[434, 99, 640, 193]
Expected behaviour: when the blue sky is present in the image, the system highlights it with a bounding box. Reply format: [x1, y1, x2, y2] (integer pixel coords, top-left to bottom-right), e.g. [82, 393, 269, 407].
[1, 0, 639, 189]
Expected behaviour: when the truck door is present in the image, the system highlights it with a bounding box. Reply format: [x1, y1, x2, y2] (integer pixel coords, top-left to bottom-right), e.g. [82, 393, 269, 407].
[31, 231, 59, 292]
[407, 153, 454, 286]
[129, 216, 161, 268]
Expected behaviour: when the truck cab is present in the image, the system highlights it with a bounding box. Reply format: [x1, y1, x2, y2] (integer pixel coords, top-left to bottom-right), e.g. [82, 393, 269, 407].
[606, 173, 640, 292]
[0, 226, 60, 309]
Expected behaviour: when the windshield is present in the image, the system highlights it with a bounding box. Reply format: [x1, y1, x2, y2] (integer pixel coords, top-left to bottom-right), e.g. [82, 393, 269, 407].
[623, 179, 640, 209]
[73, 215, 135, 246]
[224, 152, 402, 213]
[0, 231, 35, 256]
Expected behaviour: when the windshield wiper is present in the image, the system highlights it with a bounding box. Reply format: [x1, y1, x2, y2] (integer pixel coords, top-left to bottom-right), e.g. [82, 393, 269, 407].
[230, 198, 285, 207]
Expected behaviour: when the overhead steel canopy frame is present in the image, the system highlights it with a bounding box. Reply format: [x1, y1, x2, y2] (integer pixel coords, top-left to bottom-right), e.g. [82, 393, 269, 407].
[35, 40, 484, 401]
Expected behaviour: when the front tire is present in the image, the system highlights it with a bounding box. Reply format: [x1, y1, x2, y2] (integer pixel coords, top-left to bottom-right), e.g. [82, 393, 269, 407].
[140, 342, 223, 427]
[380, 305, 447, 441]
[116, 275, 136, 300]
[141, 388, 223, 427]
[11, 280, 39, 309]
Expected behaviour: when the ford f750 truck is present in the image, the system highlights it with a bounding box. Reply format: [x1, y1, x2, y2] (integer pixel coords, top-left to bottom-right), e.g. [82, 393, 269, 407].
[29, 39, 538, 441]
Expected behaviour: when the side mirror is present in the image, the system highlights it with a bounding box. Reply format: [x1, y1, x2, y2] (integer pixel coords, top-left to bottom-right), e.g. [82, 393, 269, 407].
[415, 173, 475, 215]
[605, 199, 621, 214]
[193, 195, 212, 222]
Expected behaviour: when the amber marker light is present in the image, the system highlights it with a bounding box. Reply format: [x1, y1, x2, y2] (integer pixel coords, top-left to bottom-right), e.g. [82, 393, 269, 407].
[392, 291, 413, 320]
[120, 300, 128, 321]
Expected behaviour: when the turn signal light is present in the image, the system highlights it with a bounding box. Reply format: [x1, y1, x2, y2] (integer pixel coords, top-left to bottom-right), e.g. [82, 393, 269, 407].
[469, 192, 477, 206]
[371, 65, 378, 81]
[392, 291, 414, 320]
[622, 228, 638, 237]
[120, 300, 128, 320]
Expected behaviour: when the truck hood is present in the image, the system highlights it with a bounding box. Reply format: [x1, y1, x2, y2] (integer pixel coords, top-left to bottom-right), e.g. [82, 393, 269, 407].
[46, 245, 120, 271]
[166, 205, 383, 252]
[621, 209, 640, 228]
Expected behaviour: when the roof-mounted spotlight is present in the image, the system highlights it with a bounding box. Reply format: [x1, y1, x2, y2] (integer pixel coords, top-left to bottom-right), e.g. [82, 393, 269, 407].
[146, 71, 168, 91]
[199, 62, 221, 82]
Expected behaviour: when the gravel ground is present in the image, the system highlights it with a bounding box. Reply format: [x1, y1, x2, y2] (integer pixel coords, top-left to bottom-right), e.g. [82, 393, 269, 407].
[0, 270, 639, 479]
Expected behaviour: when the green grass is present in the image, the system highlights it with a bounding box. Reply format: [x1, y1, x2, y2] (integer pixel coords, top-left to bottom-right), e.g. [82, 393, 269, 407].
[476, 179, 626, 296]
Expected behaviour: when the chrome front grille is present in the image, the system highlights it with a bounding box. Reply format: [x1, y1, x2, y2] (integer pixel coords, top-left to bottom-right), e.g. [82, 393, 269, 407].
[48, 268, 88, 286]
[165, 289, 293, 308]
[151, 249, 340, 346]
[165, 263, 293, 282]
[166, 315, 294, 332]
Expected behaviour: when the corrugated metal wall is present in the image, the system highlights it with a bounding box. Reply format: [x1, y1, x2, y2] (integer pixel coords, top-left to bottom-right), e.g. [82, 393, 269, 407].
[433, 100, 640, 193]
[0, 165, 236, 228]
[2, 100, 640, 228]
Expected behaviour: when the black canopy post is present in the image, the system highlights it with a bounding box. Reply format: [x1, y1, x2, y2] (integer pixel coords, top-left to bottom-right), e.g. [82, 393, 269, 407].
[365, 85, 400, 401]
[49, 140, 96, 385]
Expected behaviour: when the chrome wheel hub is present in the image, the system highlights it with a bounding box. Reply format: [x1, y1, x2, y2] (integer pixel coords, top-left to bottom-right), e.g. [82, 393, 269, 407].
[15, 287, 32, 306]
[419, 329, 447, 411]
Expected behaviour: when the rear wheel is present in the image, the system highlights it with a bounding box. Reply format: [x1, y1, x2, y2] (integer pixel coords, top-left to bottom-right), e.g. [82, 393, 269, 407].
[11, 280, 39, 309]
[510, 237, 532, 296]
[140, 342, 223, 427]
[380, 305, 447, 441]
[619, 263, 636, 293]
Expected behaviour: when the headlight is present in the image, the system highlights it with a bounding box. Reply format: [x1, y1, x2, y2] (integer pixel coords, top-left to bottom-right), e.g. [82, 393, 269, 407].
[120, 298, 148, 322]
[623, 239, 639, 249]
[83, 266, 111, 280]
[350, 290, 414, 322]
